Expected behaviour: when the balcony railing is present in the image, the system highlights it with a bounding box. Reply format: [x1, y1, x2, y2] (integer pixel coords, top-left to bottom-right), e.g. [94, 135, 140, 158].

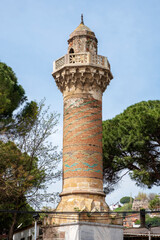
[53, 52, 110, 72]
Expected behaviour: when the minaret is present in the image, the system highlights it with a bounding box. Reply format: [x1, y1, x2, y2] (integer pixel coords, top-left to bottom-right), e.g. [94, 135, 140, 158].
[52, 15, 113, 213]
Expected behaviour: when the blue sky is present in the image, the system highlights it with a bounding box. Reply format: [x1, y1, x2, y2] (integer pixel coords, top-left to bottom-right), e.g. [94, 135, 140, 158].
[1, 0, 160, 206]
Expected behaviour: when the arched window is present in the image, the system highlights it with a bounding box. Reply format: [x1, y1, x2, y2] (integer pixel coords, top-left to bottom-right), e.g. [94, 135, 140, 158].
[69, 48, 74, 54]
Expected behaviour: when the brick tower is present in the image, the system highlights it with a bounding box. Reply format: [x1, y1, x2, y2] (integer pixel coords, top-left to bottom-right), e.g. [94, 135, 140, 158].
[43, 16, 123, 240]
[53, 15, 113, 214]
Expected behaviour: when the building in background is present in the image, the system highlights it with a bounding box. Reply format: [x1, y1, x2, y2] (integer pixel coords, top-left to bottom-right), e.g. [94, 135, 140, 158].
[132, 199, 149, 211]
[124, 226, 160, 240]
[123, 214, 140, 228]
[13, 223, 42, 240]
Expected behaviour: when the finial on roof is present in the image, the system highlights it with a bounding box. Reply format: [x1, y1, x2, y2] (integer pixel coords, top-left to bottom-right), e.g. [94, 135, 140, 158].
[81, 14, 84, 24]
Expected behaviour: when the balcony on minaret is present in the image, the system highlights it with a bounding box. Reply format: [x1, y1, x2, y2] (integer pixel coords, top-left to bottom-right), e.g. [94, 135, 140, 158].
[53, 52, 111, 73]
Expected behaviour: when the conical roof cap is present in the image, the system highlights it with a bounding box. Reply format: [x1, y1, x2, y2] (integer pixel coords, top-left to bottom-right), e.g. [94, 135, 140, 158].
[73, 23, 92, 32]
[69, 15, 97, 41]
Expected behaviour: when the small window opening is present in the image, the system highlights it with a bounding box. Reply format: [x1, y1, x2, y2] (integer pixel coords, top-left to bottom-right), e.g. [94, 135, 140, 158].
[69, 48, 74, 53]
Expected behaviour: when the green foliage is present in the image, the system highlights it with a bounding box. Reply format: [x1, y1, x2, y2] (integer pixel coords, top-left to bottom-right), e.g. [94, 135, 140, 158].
[135, 219, 140, 225]
[0, 203, 34, 234]
[120, 196, 133, 204]
[0, 62, 25, 119]
[0, 100, 61, 239]
[136, 215, 160, 227]
[149, 195, 160, 210]
[0, 139, 45, 237]
[0, 140, 45, 202]
[135, 192, 148, 201]
[146, 216, 160, 227]
[102, 100, 160, 193]
[0, 62, 39, 136]
[0, 101, 61, 207]
[0, 63, 61, 239]
[114, 203, 132, 212]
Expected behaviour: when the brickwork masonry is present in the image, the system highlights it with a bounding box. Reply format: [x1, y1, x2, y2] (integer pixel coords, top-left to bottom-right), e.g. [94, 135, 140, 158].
[51, 23, 114, 225]
[63, 94, 103, 180]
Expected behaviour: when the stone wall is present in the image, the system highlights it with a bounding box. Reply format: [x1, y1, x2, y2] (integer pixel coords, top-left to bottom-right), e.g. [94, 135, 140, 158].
[132, 199, 149, 211]
[43, 226, 65, 240]
[68, 35, 97, 55]
[43, 223, 123, 240]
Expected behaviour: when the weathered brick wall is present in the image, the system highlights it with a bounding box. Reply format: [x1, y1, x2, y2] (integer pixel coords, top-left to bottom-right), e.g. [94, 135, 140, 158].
[63, 93, 103, 180]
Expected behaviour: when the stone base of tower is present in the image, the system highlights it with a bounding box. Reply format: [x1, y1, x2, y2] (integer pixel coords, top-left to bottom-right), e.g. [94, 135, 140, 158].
[43, 178, 122, 226]
[43, 222, 123, 240]
[43, 193, 123, 226]
[56, 193, 109, 213]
